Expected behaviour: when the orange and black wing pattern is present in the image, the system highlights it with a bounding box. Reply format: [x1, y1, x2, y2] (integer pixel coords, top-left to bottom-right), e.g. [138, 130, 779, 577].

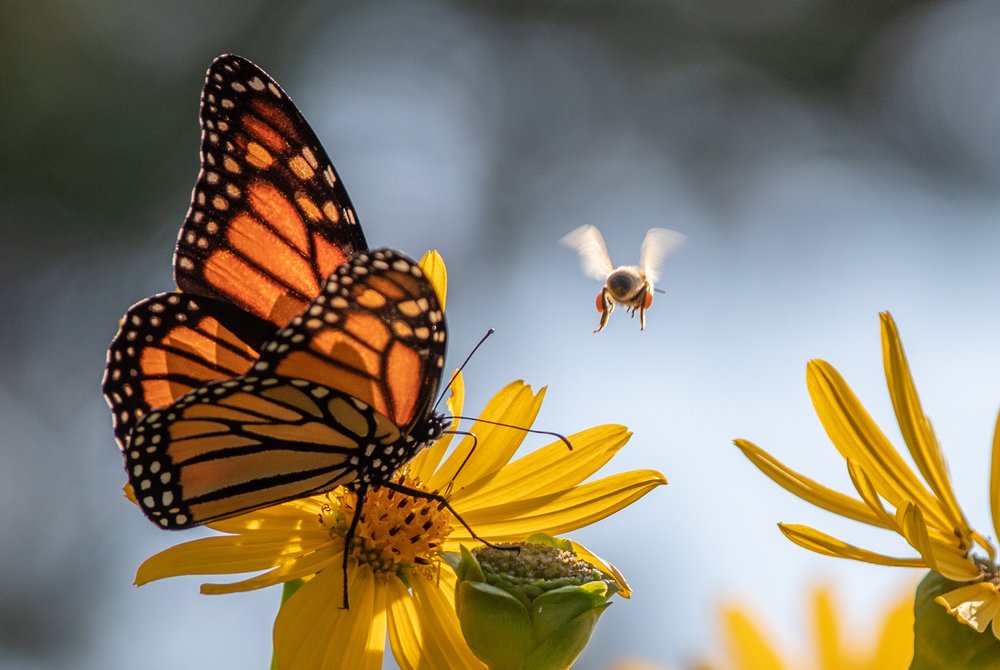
[103, 292, 275, 450]
[124, 249, 447, 529]
[127, 377, 403, 528]
[175, 54, 367, 328]
[254, 249, 446, 434]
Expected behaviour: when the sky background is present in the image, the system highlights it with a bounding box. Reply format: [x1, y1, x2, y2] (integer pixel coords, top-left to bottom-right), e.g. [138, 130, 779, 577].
[4, 1, 1000, 668]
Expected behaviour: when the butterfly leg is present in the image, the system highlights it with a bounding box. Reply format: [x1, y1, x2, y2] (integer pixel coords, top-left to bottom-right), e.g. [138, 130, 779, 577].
[340, 484, 369, 610]
[381, 480, 516, 553]
[594, 288, 614, 333]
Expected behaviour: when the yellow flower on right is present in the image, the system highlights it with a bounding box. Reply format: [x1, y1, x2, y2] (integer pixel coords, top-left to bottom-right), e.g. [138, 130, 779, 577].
[735, 312, 1000, 637]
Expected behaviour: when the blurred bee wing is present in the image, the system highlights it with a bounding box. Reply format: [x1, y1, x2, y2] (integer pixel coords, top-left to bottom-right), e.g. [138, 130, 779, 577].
[640, 228, 685, 284]
[560, 224, 615, 281]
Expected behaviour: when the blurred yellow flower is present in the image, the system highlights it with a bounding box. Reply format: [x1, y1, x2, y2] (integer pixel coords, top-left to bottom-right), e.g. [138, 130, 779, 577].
[736, 312, 1000, 637]
[133, 252, 666, 670]
[611, 585, 913, 670]
[705, 585, 913, 670]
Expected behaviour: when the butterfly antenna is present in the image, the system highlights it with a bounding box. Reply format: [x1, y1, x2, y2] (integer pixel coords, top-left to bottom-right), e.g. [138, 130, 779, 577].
[654, 287, 666, 294]
[447, 416, 573, 451]
[433, 328, 495, 411]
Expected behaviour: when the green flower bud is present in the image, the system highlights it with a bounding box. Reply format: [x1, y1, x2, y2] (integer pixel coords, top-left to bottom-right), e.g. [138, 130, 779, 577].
[912, 569, 1000, 670]
[445, 535, 620, 670]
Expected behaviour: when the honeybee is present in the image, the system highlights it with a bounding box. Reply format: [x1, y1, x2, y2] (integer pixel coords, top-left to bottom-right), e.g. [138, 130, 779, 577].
[561, 225, 685, 332]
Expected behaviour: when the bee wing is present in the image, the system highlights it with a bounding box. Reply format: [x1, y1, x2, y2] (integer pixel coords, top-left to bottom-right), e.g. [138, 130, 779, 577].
[560, 225, 615, 281]
[640, 228, 685, 285]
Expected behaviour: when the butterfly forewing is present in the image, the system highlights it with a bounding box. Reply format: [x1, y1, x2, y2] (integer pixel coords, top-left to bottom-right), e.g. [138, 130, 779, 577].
[254, 249, 447, 432]
[127, 377, 402, 528]
[175, 54, 367, 328]
[103, 292, 275, 450]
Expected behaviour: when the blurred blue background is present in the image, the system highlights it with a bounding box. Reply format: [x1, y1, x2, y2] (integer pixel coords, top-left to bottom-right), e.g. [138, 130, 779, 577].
[4, 0, 1000, 667]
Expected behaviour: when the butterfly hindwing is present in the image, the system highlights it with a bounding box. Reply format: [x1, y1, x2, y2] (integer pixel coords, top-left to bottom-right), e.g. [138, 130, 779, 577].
[253, 249, 447, 432]
[127, 376, 403, 528]
[103, 292, 275, 450]
[175, 54, 367, 328]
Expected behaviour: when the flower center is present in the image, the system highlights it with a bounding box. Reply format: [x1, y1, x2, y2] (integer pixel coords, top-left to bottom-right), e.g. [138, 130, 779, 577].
[475, 542, 608, 591]
[320, 475, 453, 575]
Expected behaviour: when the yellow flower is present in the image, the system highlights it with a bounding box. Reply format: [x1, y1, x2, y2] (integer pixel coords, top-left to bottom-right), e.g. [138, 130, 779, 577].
[707, 585, 913, 670]
[133, 252, 666, 669]
[610, 585, 913, 670]
[735, 312, 1000, 637]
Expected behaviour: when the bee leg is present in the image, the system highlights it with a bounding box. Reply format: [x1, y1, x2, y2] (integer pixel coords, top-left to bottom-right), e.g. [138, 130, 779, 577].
[638, 286, 649, 331]
[594, 288, 614, 333]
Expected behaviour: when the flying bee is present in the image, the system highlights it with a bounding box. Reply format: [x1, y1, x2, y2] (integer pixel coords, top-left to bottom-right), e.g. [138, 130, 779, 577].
[560, 225, 685, 332]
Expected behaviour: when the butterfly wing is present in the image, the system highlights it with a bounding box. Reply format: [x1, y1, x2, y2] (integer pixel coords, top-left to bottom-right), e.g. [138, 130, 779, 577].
[560, 224, 615, 281]
[103, 292, 275, 450]
[639, 228, 685, 285]
[127, 377, 402, 528]
[125, 249, 446, 529]
[175, 54, 367, 328]
[254, 248, 447, 433]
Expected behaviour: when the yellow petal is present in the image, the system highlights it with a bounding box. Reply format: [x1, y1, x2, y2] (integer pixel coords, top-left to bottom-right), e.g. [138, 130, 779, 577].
[419, 250, 447, 310]
[991, 409, 1000, 555]
[846, 459, 897, 529]
[451, 470, 666, 542]
[207, 496, 328, 534]
[388, 571, 487, 670]
[778, 523, 926, 567]
[897, 503, 980, 581]
[721, 605, 788, 670]
[868, 588, 915, 670]
[935, 582, 1000, 634]
[354, 578, 389, 670]
[897, 503, 937, 569]
[881, 312, 969, 537]
[409, 371, 465, 481]
[454, 425, 631, 511]
[812, 586, 845, 670]
[430, 382, 544, 492]
[387, 571, 487, 670]
[274, 564, 385, 670]
[201, 544, 340, 595]
[134, 531, 330, 585]
[386, 579, 427, 670]
[807, 359, 952, 531]
[734, 439, 890, 528]
[568, 539, 632, 598]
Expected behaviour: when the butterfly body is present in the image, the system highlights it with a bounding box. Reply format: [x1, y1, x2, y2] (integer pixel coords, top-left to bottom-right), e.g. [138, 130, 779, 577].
[103, 55, 448, 533]
[561, 224, 684, 332]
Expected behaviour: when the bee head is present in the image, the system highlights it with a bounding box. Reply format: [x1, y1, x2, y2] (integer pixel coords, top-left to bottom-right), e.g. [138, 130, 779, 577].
[606, 268, 643, 301]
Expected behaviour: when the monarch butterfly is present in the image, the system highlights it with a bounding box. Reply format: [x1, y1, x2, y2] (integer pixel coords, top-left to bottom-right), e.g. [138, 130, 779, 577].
[102, 56, 448, 541]
[560, 225, 685, 332]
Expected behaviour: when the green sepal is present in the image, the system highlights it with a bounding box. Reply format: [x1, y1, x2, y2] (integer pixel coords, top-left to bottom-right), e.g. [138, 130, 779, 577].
[912, 570, 1000, 670]
[522, 603, 611, 670]
[529, 582, 610, 642]
[457, 581, 534, 670]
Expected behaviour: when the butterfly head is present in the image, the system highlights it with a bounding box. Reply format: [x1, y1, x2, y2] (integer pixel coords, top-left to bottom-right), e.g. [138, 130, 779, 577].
[408, 411, 450, 448]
